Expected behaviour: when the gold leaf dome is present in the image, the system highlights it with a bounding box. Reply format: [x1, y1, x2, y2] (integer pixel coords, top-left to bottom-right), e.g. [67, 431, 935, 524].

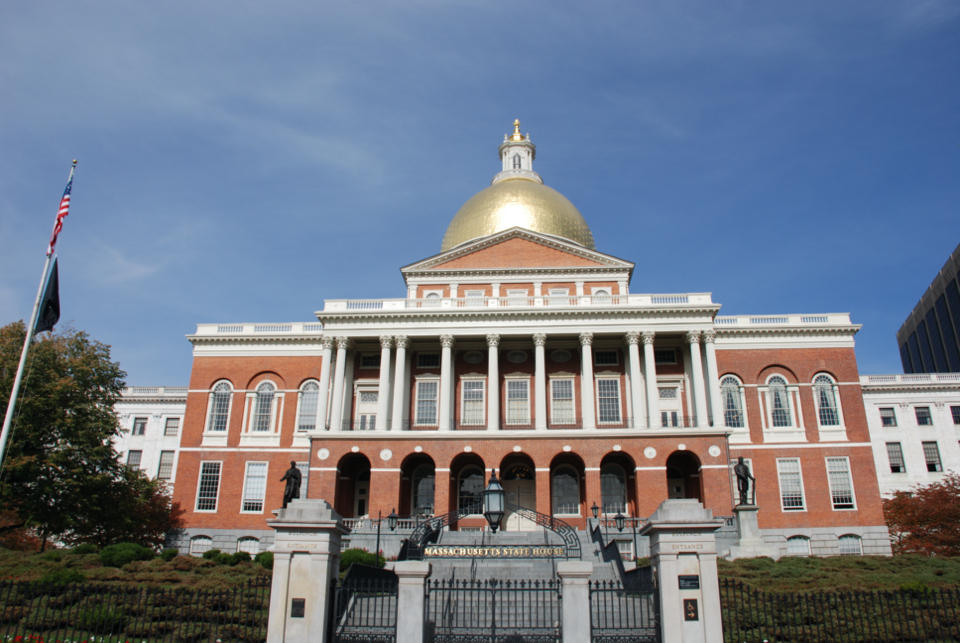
[441, 179, 595, 252]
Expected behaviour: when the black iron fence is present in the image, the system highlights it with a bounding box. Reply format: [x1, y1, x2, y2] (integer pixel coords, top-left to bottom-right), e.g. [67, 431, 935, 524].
[720, 579, 960, 643]
[0, 578, 270, 643]
[331, 577, 398, 643]
[425, 578, 561, 643]
[590, 579, 660, 643]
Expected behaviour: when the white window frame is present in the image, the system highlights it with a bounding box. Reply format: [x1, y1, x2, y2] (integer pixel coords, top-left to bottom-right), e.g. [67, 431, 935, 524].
[885, 442, 906, 473]
[295, 380, 321, 432]
[190, 536, 213, 556]
[595, 377, 623, 425]
[505, 376, 531, 425]
[354, 384, 380, 431]
[825, 457, 856, 510]
[157, 450, 176, 480]
[464, 289, 486, 307]
[241, 461, 269, 514]
[915, 407, 934, 426]
[812, 373, 845, 428]
[132, 417, 148, 436]
[786, 536, 810, 557]
[127, 450, 142, 468]
[776, 458, 806, 512]
[237, 537, 260, 555]
[838, 534, 862, 556]
[164, 417, 181, 437]
[506, 289, 530, 307]
[758, 375, 806, 442]
[296, 462, 310, 500]
[422, 290, 444, 307]
[720, 375, 748, 430]
[203, 380, 234, 434]
[414, 378, 440, 426]
[879, 407, 898, 427]
[922, 441, 943, 472]
[195, 461, 223, 513]
[460, 377, 486, 427]
[547, 288, 570, 306]
[245, 380, 282, 434]
[549, 377, 576, 426]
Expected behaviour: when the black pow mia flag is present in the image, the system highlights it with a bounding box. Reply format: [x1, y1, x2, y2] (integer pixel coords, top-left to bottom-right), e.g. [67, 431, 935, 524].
[35, 258, 60, 333]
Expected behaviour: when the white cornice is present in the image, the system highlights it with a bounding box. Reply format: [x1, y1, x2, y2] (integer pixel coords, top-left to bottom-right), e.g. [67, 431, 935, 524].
[308, 428, 731, 440]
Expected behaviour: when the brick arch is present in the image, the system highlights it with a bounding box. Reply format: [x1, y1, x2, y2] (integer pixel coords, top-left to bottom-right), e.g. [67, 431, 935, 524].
[206, 377, 235, 390]
[334, 453, 372, 519]
[757, 364, 799, 385]
[246, 371, 287, 389]
[665, 451, 702, 502]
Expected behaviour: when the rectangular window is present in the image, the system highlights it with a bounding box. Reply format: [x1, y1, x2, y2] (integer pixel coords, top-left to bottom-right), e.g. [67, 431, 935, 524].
[506, 289, 529, 306]
[242, 462, 268, 512]
[506, 380, 530, 425]
[464, 290, 485, 307]
[879, 408, 897, 427]
[127, 450, 142, 468]
[297, 461, 310, 499]
[922, 442, 943, 472]
[415, 381, 439, 425]
[594, 350, 618, 366]
[550, 379, 575, 425]
[461, 380, 485, 426]
[360, 354, 381, 368]
[916, 407, 933, 426]
[196, 462, 222, 512]
[952, 406, 960, 426]
[157, 451, 175, 479]
[826, 457, 856, 510]
[417, 353, 440, 368]
[547, 288, 570, 306]
[776, 459, 805, 511]
[164, 417, 180, 436]
[886, 443, 906, 473]
[132, 417, 148, 436]
[597, 379, 622, 424]
[654, 349, 676, 364]
[661, 411, 679, 427]
[616, 540, 634, 561]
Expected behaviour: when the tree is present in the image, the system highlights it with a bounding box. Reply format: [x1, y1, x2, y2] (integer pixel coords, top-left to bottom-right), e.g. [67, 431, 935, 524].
[0, 321, 182, 549]
[883, 472, 960, 556]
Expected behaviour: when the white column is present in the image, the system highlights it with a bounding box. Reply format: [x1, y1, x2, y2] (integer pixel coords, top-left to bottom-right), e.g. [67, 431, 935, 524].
[702, 331, 722, 428]
[329, 337, 350, 432]
[642, 331, 660, 428]
[392, 336, 410, 430]
[626, 331, 645, 428]
[439, 335, 455, 431]
[579, 332, 596, 429]
[556, 561, 594, 643]
[377, 336, 393, 430]
[534, 333, 547, 430]
[487, 334, 500, 431]
[686, 331, 709, 427]
[316, 336, 334, 430]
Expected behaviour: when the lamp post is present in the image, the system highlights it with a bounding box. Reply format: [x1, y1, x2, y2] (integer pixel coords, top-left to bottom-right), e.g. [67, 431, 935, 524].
[591, 501, 599, 519]
[483, 469, 505, 533]
[388, 508, 398, 532]
[374, 510, 383, 567]
[614, 511, 626, 562]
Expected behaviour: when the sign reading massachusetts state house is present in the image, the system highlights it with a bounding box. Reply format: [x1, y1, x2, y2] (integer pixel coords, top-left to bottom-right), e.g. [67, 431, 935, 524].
[423, 545, 566, 559]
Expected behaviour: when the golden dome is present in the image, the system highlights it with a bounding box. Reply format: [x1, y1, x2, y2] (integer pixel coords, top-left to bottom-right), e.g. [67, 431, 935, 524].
[441, 179, 596, 252]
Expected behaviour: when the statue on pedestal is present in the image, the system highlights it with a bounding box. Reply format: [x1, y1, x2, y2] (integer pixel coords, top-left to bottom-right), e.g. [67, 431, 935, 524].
[280, 461, 302, 509]
[734, 457, 755, 506]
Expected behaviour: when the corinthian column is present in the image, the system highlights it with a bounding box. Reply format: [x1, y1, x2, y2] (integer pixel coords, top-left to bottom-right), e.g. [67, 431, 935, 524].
[686, 331, 709, 427]
[392, 336, 410, 430]
[377, 336, 393, 430]
[317, 336, 334, 430]
[642, 331, 659, 427]
[487, 334, 500, 431]
[534, 333, 547, 430]
[702, 330, 722, 427]
[580, 332, 596, 429]
[329, 337, 352, 431]
[626, 331, 645, 429]
[439, 335, 455, 431]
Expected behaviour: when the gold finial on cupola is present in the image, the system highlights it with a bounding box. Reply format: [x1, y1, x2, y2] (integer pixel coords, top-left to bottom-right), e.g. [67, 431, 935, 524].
[509, 119, 525, 141]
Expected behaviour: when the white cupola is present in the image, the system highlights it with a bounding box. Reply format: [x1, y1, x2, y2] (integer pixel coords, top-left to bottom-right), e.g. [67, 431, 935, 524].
[492, 119, 542, 185]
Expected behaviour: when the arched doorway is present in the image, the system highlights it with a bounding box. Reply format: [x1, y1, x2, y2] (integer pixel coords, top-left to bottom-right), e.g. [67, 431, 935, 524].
[335, 453, 372, 519]
[400, 453, 436, 518]
[450, 453, 486, 518]
[665, 451, 701, 501]
[549, 453, 586, 519]
[600, 452, 637, 516]
[500, 454, 537, 531]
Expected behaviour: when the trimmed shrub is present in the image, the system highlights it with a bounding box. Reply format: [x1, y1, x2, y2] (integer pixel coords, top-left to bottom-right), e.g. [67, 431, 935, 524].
[76, 606, 126, 632]
[38, 567, 86, 585]
[69, 543, 98, 555]
[202, 548, 222, 561]
[100, 542, 156, 568]
[254, 551, 273, 570]
[160, 547, 179, 562]
[231, 551, 252, 565]
[339, 548, 383, 571]
[215, 552, 234, 566]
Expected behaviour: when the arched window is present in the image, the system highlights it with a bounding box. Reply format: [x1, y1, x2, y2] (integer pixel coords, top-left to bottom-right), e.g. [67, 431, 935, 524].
[814, 374, 840, 426]
[253, 382, 276, 432]
[768, 376, 792, 427]
[412, 464, 435, 517]
[425, 292, 441, 308]
[600, 464, 627, 514]
[552, 466, 580, 515]
[720, 376, 744, 428]
[207, 381, 233, 432]
[838, 534, 862, 556]
[297, 381, 320, 432]
[786, 536, 810, 556]
[458, 466, 484, 514]
[513, 153, 521, 169]
[190, 536, 213, 556]
[237, 537, 260, 555]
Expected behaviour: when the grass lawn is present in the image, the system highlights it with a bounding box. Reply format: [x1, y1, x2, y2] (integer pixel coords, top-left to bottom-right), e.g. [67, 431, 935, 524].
[0, 548, 270, 589]
[718, 554, 960, 593]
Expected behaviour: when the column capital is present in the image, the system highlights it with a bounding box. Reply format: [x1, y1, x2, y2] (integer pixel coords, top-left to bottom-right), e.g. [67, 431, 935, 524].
[702, 329, 716, 344]
[685, 330, 702, 345]
[533, 333, 547, 347]
[579, 332, 594, 346]
[320, 335, 335, 350]
[641, 331, 656, 345]
[380, 335, 395, 349]
[440, 334, 456, 349]
[625, 330, 642, 345]
[394, 335, 411, 349]
[335, 336, 353, 350]
[486, 333, 501, 348]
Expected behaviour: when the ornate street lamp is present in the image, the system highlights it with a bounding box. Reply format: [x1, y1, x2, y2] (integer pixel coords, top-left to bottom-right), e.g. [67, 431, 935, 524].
[615, 511, 626, 533]
[483, 469, 505, 533]
[591, 502, 599, 519]
[374, 510, 383, 567]
[388, 508, 399, 532]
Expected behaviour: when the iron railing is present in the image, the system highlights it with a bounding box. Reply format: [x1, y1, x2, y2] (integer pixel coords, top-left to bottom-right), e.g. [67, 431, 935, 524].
[0, 578, 270, 643]
[426, 578, 562, 643]
[331, 577, 398, 643]
[720, 579, 960, 643]
[590, 579, 660, 643]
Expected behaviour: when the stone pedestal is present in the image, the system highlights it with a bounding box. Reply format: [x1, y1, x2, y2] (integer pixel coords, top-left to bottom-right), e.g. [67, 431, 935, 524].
[725, 504, 778, 560]
[266, 499, 348, 643]
[556, 561, 593, 643]
[640, 500, 724, 643]
[395, 561, 432, 643]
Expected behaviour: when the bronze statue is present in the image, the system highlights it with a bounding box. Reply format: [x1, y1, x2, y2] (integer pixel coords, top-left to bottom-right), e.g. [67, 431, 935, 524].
[734, 456, 755, 506]
[280, 461, 302, 509]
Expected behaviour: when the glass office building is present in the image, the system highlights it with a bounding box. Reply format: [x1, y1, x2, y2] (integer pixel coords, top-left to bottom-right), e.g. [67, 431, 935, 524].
[898, 242, 960, 373]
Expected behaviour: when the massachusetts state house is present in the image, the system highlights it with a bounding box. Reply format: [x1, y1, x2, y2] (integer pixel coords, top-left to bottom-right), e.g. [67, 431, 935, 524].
[170, 122, 891, 559]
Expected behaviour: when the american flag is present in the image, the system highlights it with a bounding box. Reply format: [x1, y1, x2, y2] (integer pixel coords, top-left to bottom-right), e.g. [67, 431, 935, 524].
[47, 162, 75, 255]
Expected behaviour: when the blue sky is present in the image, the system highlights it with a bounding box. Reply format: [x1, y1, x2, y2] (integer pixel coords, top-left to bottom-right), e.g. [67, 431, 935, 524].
[2, 1, 958, 385]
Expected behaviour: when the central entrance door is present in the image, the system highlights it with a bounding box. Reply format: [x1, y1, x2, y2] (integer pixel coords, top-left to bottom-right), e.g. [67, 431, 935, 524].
[501, 464, 536, 531]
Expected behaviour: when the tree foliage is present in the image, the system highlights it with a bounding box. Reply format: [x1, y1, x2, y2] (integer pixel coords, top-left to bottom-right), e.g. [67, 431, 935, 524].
[0, 321, 182, 549]
[883, 471, 960, 556]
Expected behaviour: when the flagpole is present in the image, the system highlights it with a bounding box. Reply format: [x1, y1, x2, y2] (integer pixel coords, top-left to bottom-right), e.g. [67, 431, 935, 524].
[0, 161, 76, 469]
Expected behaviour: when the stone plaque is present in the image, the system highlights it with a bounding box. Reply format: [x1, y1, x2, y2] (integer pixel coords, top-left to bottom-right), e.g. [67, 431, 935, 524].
[291, 598, 305, 618]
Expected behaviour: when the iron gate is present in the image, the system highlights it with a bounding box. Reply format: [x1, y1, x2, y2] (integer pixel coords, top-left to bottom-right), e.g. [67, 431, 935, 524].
[331, 577, 398, 643]
[590, 579, 660, 643]
[425, 578, 562, 643]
